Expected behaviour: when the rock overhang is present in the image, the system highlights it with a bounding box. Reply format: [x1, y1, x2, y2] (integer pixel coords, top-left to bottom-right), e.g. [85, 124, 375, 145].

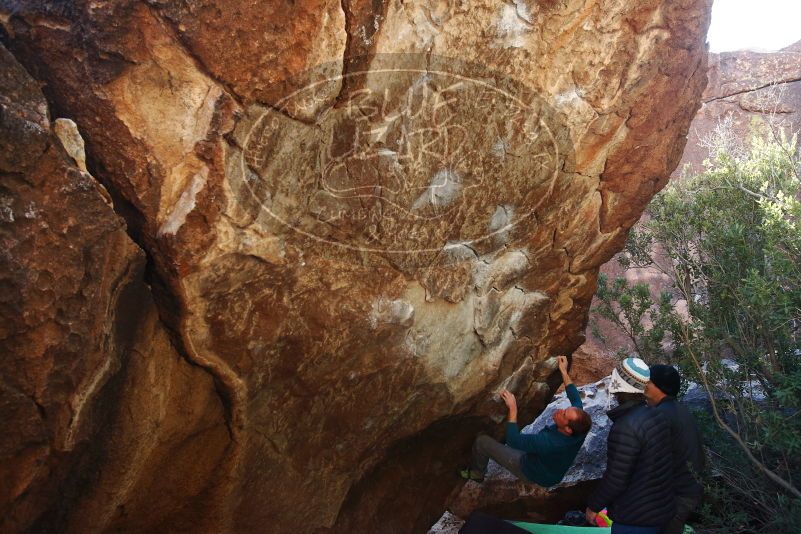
[0, 0, 712, 531]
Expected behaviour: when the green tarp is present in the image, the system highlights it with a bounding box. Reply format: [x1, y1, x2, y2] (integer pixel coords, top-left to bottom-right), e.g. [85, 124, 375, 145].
[507, 522, 611, 534]
[508, 523, 694, 534]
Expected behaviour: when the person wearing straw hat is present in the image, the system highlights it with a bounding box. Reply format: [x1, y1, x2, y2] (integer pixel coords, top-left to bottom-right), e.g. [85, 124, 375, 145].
[586, 357, 675, 534]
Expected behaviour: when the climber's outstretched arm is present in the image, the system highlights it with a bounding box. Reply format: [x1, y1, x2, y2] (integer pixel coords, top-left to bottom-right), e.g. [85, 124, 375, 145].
[557, 355, 573, 387]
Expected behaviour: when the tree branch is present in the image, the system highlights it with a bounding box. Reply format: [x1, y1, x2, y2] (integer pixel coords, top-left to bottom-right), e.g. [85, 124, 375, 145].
[679, 322, 801, 499]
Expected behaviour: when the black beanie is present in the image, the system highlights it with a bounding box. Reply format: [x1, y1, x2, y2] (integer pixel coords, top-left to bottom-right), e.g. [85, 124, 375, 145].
[649, 364, 681, 397]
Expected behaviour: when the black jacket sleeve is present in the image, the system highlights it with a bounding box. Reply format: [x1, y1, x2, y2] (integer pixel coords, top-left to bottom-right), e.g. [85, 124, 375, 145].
[587, 418, 641, 512]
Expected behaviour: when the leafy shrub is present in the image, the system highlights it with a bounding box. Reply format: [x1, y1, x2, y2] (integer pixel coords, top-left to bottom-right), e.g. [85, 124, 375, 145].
[592, 131, 801, 533]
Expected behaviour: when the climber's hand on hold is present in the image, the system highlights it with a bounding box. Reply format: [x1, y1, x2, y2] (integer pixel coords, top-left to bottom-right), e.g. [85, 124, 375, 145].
[500, 389, 517, 411]
[557, 355, 573, 386]
[500, 389, 518, 423]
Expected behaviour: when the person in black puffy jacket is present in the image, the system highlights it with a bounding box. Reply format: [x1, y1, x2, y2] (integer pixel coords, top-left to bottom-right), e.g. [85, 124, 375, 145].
[586, 358, 676, 534]
[645, 364, 705, 534]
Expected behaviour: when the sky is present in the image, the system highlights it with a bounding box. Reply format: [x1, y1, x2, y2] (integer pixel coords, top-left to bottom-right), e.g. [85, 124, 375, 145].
[708, 0, 801, 53]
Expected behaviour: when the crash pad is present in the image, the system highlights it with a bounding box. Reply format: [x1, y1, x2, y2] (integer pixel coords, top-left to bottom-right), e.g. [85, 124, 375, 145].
[507, 522, 612, 533]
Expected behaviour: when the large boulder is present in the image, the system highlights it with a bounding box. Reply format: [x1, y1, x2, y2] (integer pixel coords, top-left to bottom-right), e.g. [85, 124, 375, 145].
[0, 0, 711, 531]
[0, 43, 230, 533]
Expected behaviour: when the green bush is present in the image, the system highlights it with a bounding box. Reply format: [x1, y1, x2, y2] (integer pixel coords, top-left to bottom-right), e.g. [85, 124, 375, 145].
[593, 132, 801, 533]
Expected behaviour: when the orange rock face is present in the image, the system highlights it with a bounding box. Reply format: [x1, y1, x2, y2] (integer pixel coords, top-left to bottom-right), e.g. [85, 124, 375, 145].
[0, 43, 229, 533]
[0, 1, 711, 531]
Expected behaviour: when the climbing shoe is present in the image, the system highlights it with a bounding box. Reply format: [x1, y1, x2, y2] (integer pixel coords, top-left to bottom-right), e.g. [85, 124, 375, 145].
[458, 468, 484, 483]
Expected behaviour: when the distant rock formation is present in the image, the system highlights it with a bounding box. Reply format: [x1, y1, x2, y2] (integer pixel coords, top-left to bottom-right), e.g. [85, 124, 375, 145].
[585, 40, 801, 369]
[679, 40, 801, 176]
[0, 0, 710, 531]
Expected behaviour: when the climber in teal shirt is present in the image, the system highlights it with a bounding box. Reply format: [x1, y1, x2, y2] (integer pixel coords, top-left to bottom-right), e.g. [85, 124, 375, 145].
[461, 356, 592, 486]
